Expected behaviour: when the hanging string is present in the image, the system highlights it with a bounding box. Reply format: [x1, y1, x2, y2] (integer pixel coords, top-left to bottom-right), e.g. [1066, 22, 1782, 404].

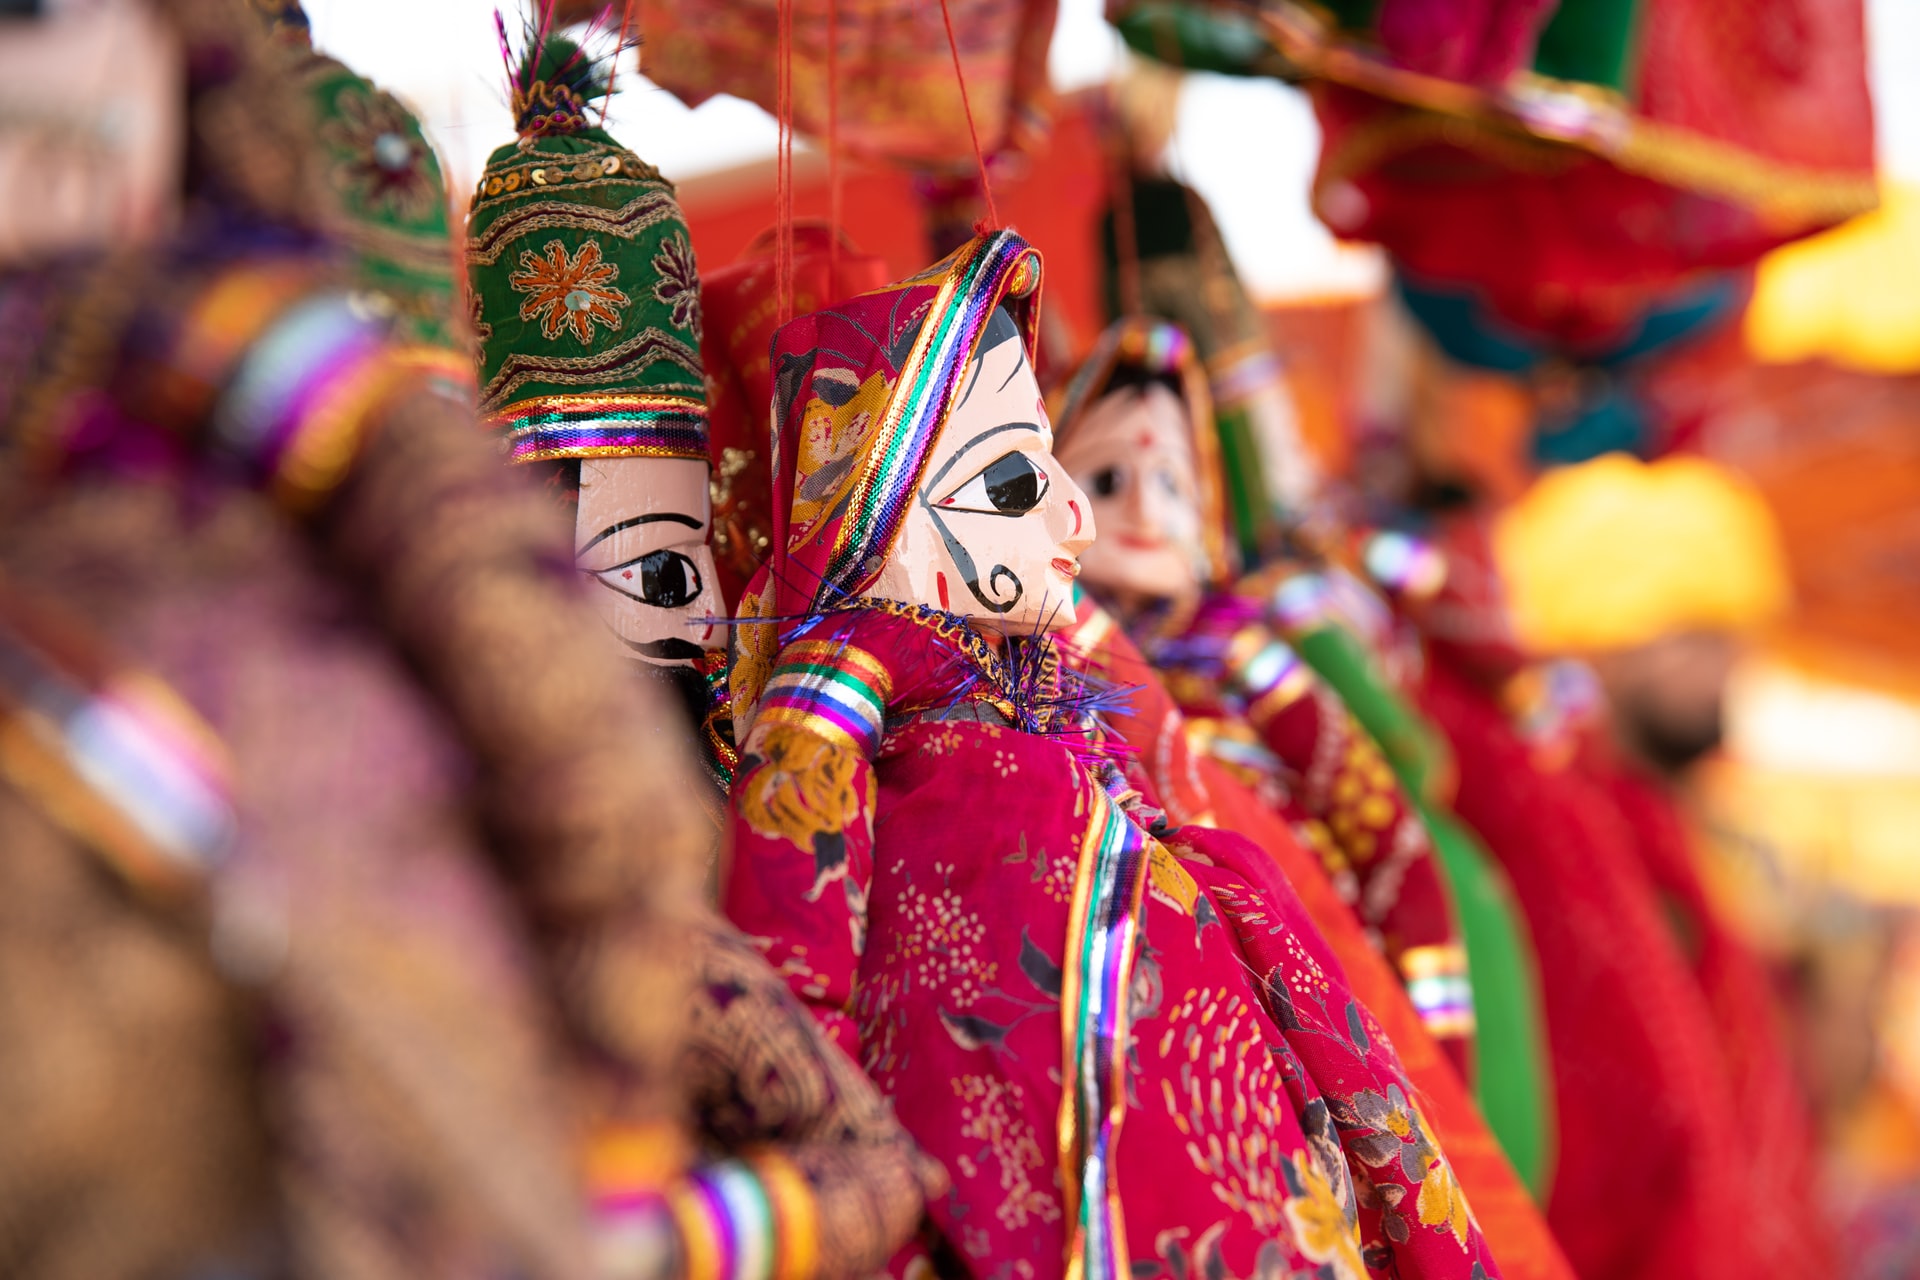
[826, 0, 841, 284]
[601, 0, 643, 103]
[1109, 121, 1143, 316]
[775, 0, 796, 322]
[936, 0, 999, 231]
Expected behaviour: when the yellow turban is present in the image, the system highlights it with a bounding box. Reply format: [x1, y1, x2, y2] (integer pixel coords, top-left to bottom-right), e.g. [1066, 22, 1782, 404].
[1494, 453, 1791, 654]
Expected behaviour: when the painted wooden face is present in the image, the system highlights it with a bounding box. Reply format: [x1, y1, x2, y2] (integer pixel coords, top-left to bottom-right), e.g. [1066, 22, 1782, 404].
[863, 332, 1095, 633]
[574, 457, 726, 667]
[0, 0, 182, 266]
[1055, 383, 1208, 612]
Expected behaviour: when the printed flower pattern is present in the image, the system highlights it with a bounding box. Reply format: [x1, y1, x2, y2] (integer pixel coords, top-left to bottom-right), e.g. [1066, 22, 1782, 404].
[736, 722, 873, 890]
[1343, 1084, 1476, 1248]
[1281, 1148, 1369, 1280]
[510, 238, 630, 344]
[651, 231, 703, 338]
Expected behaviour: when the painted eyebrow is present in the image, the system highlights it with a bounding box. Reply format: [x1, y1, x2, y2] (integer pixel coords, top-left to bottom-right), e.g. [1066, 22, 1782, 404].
[577, 511, 703, 558]
[995, 354, 1023, 393]
[921, 420, 1042, 497]
[952, 348, 987, 413]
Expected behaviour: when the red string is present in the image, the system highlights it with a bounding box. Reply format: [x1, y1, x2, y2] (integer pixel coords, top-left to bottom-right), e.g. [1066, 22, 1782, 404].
[937, 0, 999, 231]
[775, 0, 795, 323]
[602, 0, 642, 103]
[826, 0, 841, 285]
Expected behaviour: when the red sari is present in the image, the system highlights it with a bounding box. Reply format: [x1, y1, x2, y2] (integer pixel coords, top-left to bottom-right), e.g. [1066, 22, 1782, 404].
[1064, 600, 1574, 1280]
[722, 233, 1503, 1280]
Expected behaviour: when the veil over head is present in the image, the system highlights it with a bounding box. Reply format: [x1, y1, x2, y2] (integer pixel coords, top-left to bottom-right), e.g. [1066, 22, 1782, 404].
[731, 230, 1044, 725]
[1050, 316, 1231, 588]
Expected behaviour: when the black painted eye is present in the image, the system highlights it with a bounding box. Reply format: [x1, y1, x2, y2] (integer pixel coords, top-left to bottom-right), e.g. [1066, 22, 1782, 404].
[942, 451, 1050, 516]
[1090, 466, 1123, 498]
[591, 549, 703, 608]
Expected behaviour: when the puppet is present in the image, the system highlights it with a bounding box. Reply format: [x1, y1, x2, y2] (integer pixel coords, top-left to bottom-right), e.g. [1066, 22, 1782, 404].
[465, 33, 731, 779]
[1051, 318, 1470, 1064]
[723, 232, 1504, 1280]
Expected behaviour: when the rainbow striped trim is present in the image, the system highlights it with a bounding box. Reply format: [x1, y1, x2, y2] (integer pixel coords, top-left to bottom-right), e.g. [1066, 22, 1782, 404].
[1400, 943, 1477, 1040]
[1361, 530, 1448, 603]
[492, 392, 711, 464]
[816, 231, 1041, 605]
[754, 640, 892, 757]
[211, 290, 389, 493]
[1221, 627, 1314, 725]
[1268, 569, 1394, 650]
[660, 1159, 788, 1280]
[0, 626, 234, 902]
[1057, 776, 1151, 1280]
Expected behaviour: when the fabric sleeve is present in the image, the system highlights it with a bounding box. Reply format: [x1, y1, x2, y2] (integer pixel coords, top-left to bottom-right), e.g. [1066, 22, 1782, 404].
[722, 634, 890, 1061]
[1218, 625, 1474, 1064]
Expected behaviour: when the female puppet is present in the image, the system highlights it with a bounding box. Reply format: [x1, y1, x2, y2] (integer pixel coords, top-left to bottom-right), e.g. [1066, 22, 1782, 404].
[723, 232, 1503, 1280]
[1050, 319, 1470, 1064]
[1050, 319, 1552, 1196]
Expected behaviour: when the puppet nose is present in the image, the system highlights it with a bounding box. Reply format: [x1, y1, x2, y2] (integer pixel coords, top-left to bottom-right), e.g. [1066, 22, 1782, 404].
[1054, 469, 1097, 558]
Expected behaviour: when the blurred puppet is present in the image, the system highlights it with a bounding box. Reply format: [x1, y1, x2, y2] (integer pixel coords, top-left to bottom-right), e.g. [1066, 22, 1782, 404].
[1050, 319, 1559, 1212]
[1402, 457, 1832, 1280]
[0, 1, 934, 1277]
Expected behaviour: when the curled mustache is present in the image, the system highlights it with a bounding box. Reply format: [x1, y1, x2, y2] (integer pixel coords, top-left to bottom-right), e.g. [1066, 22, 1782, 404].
[622, 636, 706, 662]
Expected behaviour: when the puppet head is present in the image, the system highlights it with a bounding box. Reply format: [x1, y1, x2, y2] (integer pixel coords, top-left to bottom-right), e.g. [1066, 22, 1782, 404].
[465, 34, 720, 682]
[1051, 318, 1228, 623]
[733, 231, 1095, 720]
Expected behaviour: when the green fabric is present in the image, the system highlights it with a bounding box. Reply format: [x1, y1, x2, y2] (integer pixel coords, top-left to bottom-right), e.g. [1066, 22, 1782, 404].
[465, 124, 705, 420]
[1112, 2, 1287, 78]
[1531, 0, 1643, 92]
[1415, 801, 1554, 1199]
[1294, 621, 1556, 1199]
[296, 53, 459, 349]
[1212, 405, 1265, 570]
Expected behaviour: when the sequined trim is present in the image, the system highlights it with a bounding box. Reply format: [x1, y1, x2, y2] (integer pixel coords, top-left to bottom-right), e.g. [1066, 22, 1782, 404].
[1220, 627, 1314, 725]
[755, 640, 893, 757]
[1399, 943, 1476, 1040]
[491, 391, 710, 463]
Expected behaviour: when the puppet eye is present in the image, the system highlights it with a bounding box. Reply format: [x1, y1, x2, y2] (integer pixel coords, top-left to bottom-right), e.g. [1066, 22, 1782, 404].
[1088, 466, 1124, 498]
[939, 451, 1049, 516]
[590, 549, 704, 608]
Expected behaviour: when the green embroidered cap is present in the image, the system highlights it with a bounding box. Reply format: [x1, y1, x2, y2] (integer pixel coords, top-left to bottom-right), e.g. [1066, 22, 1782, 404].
[464, 35, 707, 465]
[254, 0, 460, 349]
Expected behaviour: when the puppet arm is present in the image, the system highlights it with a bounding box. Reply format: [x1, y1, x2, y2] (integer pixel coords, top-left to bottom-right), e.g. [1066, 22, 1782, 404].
[1217, 623, 1475, 1069]
[722, 639, 888, 1062]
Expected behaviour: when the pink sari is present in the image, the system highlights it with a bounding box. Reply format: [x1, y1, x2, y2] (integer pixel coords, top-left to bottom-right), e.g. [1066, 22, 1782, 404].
[723, 233, 1503, 1280]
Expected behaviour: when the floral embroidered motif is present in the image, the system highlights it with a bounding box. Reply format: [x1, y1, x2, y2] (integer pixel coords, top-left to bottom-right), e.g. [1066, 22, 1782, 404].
[510, 239, 630, 343]
[950, 1075, 1057, 1233]
[888, 877, 996, 1008]
[1281, 1148, 1368, 1280]
[651, 231, 703, 337]
[1154, 983, 1299, 1230]
[321, 81, 437, 219]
